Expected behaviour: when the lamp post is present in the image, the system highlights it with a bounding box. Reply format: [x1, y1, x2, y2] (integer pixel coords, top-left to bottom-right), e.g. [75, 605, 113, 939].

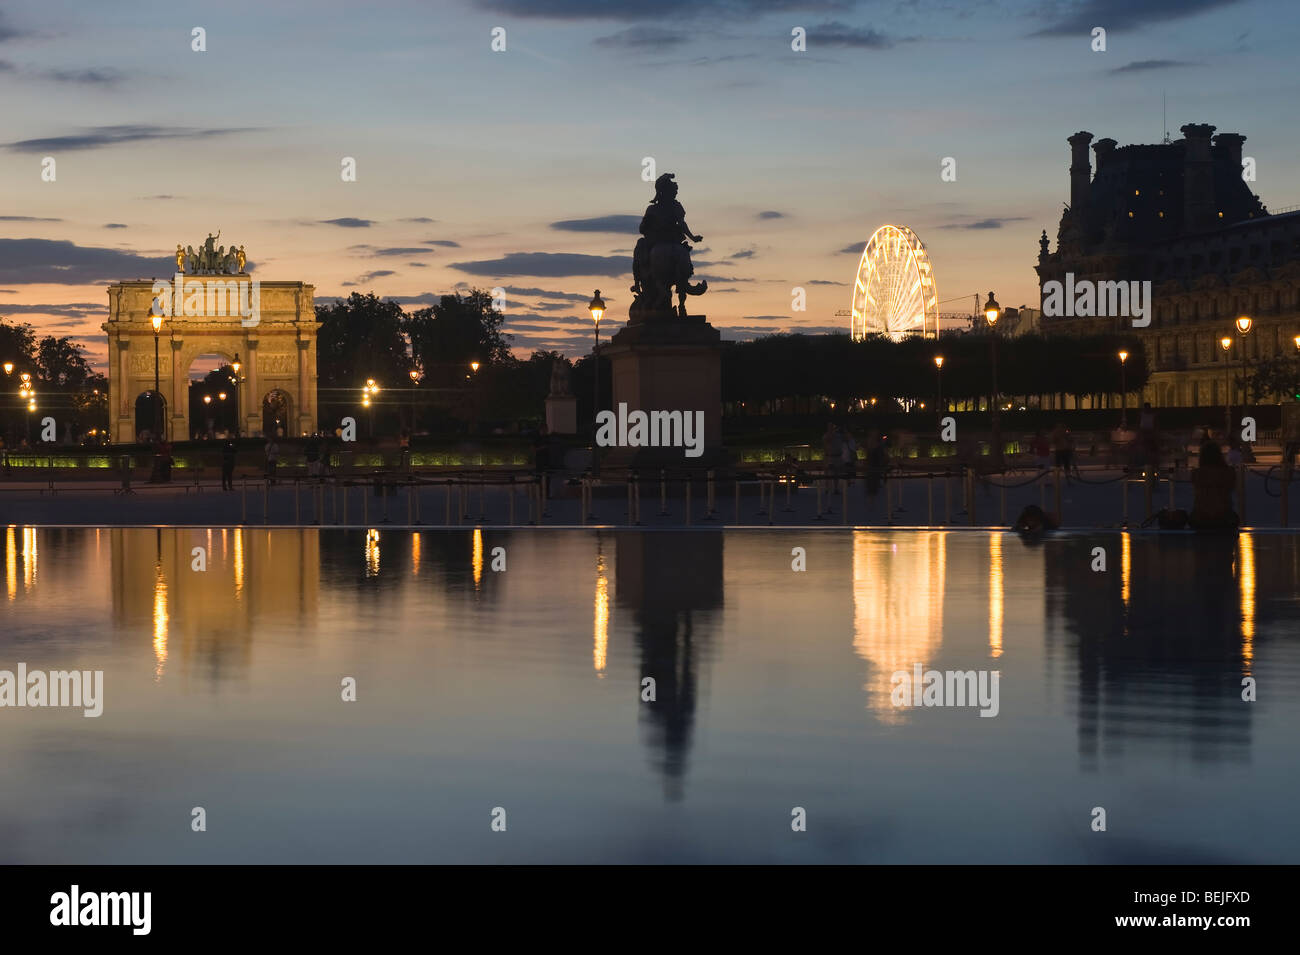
[1220, 335, 1233, 437]
[1118, 350, 1129, 429]
[150, 305, 164, 441]
[1236, 315, 1252, 412]
[362, 378, 379, 439]
[230, 354, 242, 437]
[408, 368, 419, 433]
[18, 373, 34, 446]
[3, 362, 12, 445]
[467, 362, 479, 436]
[984, 292, 1001, 466]
[588, 290, 606, 477]
[933, 354, 944, 417]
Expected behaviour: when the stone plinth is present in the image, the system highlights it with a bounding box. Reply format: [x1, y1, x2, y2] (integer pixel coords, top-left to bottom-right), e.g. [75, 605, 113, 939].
[601, 313, 725, 469]
[545, 394, 577, 434]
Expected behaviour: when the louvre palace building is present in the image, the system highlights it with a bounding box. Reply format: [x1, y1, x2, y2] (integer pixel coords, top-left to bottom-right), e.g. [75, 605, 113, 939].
[1035, 123, 1300, 410]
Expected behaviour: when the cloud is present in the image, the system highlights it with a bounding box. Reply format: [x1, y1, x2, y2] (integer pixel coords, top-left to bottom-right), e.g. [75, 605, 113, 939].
[594, 26, 688, 48]
[0, 302, 102, 318]
[408, 262, 428, 267]
[103, 223, 128, 229]
[0, 215, 61, 222]
[808, 279, 846, 286]
[504, 287, 593, 302]
[729, 249, 756, 259]
[477, 0, 844, 18]
[319, 217, 374, 228]
[810, 21, 906, 49]
[44, 68, 125, 86]
[837, 241, 867, 254]
[3, 125, 254, 153]
[550, 214, 641, 233]
[422, 239, 461, 247]
[0, 239, 175, 284]
[939, 216, 1029, 230]
[0, 12, 32, 43]
[139, 195, 177, 200]
[757, 210, 785, 219]
[349, 244, 433, 256]
[401, 217, 437, 223]
[450, 251, 629, 278]
[343, 269, 397, 286]
[1032, 0, 1242, 36]
[1110, 59, 1194, 73]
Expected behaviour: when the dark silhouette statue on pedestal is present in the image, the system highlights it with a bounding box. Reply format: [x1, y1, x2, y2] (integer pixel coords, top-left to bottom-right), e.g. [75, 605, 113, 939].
[629, 173, 707, 322]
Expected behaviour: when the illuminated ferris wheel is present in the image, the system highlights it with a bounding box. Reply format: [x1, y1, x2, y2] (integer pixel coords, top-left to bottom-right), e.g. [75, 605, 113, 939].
[850, 225, 939, 340]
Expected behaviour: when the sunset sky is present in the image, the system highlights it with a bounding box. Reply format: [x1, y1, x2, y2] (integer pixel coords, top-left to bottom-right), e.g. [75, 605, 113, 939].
[1, 0, 1297, 373]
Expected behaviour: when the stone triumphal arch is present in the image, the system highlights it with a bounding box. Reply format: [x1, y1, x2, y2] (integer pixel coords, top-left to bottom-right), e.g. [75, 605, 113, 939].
[103, 238, 318, 443]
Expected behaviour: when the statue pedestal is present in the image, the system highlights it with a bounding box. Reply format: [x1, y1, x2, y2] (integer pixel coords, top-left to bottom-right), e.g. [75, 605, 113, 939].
[545, 394, 577, 435]
[601, 314, 725, 469]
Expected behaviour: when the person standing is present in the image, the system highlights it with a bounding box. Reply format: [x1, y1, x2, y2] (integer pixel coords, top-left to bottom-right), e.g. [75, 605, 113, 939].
[841, 427, 858, 485]
[305, 434, 321, 479]
[264, 436, 280, 485]
[1190, 440, 1238, 530]
[221, 438, 237, 491]
[1051, 421, 1073, 483]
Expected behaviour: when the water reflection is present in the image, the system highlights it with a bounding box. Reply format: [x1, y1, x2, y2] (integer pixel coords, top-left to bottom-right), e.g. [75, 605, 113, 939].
[852, 530, 947, 722]
[615, 531, 722, 801]
[593, 538, 609, 674]
[1, 526, 1298, 863]
[989, 533, 1003, 659]
[1046, 535, 1258, 769]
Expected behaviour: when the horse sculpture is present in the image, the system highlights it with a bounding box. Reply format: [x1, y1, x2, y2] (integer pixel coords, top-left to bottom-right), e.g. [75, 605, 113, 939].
[630, 174, 707, 319]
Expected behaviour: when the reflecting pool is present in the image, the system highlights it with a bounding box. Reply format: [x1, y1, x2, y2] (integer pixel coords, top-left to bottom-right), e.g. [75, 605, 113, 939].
[2, 526, 1297, 863]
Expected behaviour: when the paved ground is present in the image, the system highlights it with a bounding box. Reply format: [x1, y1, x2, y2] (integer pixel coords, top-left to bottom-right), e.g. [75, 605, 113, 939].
[0, 464, 1293, 528]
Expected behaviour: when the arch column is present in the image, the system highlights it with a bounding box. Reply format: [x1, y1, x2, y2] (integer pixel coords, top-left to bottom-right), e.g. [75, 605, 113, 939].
[297, 338, 313, 435]
[243, 339, 259, 437]
[170, 337, 185, 441]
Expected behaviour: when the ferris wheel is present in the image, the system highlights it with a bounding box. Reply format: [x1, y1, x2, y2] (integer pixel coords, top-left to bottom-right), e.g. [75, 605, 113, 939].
[850, 225, 939, 340]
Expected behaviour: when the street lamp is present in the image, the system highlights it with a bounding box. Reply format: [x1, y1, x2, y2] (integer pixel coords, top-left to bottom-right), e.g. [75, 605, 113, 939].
[408, 368, 420, 434]
[230, 353, 242, 437]
[362, 379, 379, 438]
[2, 362, 11, 376]
[1236, 315, 1252, 412]
[1220, 335, 1233, 437]
[149, 304, 164, 441]
[984, 292, 1001, 466]
[1118, 350, 1129, 428]
[933, 354, 944, 416]
[588, 289, 606, 477]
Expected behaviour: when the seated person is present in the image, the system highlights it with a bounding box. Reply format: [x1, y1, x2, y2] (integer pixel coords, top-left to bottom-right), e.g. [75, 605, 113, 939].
[1189, 441, 1238, 530]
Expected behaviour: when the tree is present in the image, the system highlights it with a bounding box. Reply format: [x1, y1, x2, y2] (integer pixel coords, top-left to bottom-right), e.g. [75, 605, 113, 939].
[35, 335, 94, 389]
[315, 293, 413, 431]
[1246, 355, 1300, 403]
[0, 318, 37, 372]
[403, 289, 513, 388]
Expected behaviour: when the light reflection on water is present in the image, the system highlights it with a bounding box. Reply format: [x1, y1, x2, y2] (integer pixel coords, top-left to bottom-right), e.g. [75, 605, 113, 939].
[0, 526, 1297, 864]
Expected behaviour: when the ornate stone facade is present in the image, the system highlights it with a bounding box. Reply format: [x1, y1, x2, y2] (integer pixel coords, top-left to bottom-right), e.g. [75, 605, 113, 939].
[1036, 124, 1300, 410]
[102, 276, 318, 443]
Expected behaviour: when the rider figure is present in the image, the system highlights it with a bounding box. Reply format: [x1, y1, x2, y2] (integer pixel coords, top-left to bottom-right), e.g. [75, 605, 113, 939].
[632, 174, 703, 299]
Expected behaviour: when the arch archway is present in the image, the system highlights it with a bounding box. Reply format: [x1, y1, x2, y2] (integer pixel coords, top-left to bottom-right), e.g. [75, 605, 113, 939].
[134, 391, 167, 443]
[262, 389, 293, 439]
[104, 270, 318, 444]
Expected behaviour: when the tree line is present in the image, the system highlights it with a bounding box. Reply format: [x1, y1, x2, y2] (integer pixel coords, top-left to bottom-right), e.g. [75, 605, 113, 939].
[721, 331, 1151, 411]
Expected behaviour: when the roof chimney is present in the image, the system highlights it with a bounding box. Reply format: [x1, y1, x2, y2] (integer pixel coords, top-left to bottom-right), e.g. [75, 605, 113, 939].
[1068, 131, 1094, 214]
[1212, 132, 1245, 172]
[1092, 137, 1117, 167]
[1181, 123, 1217, 232]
